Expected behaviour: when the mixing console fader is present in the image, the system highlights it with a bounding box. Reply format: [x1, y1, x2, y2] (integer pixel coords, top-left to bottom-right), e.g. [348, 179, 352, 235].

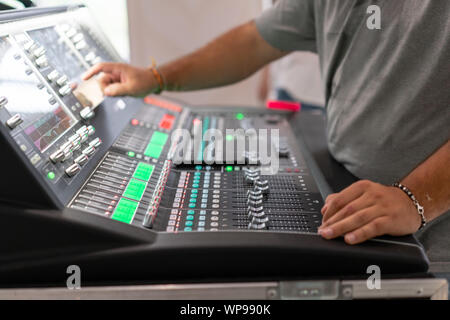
[0, 6, 429, 285]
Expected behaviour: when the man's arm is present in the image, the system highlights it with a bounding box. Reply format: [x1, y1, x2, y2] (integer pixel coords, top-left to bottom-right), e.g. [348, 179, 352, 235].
[319, 140, 450, 245]
[83, 21, 287, 96]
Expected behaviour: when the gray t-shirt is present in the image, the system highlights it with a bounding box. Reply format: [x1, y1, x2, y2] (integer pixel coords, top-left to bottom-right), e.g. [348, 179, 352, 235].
[256, 0, 450, 184]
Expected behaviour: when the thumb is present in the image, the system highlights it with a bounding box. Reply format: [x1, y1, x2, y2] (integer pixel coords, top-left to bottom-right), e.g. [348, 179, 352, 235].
[104, 83, 129, 96]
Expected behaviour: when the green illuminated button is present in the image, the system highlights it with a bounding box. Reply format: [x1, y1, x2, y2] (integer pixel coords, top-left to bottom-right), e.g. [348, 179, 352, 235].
[190, 199, 197, 203]
[191, 189, 198, 194]
[184, 227, 193, 232]
[47, 172, 56, 180]
[192, 184, 199, 188]
[189, 204, 196, 208]
[186, 215, 195, 221]
[112, 198, 138, 224]
[226, 134, 234, 141]
[144, 144, 164, 159]
[236, 113, 245, 121]
[191, 194, 198, 199]
[151, 131, 169, 146]
[187, 210, 195, 215]
[226, 166, 233, 172]
[185, 221, 194, 227]
[127, 151, 136, 158]
[123, 179, 147, 201]
[195, 166, 202, 170]
[144, 131, 169, 159]
[133, 163, 155, 181]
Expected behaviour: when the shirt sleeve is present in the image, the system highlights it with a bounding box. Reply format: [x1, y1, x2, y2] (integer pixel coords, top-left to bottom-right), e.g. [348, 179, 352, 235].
[255, 0, 317, 52]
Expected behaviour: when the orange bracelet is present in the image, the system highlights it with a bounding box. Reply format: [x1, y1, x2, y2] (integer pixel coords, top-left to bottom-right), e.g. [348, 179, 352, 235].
[150, 67, 165, 94]
[149, 57, 165, 94]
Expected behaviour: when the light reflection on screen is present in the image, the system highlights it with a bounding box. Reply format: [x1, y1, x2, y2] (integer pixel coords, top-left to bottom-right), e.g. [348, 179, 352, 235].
[0, 36, 75, 151]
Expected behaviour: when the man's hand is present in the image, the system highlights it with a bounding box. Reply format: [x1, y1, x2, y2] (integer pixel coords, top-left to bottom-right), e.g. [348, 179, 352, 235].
[83, 63, 157, 97]
[318, 180, 422, 245]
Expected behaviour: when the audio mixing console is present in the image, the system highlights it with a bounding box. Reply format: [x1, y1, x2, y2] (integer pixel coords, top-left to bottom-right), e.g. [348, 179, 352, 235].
[0, 6, 429, 286]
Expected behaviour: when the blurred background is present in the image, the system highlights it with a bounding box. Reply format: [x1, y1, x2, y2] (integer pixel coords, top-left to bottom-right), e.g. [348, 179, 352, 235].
[0, 0, 323, 107]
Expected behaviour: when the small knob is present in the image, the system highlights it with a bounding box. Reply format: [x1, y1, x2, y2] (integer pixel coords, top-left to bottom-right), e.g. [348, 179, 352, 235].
[49, 149, 65, 164]
[65, 163, 81, 178]
[59, 84, 72, 96]
[80, 107, 95, 121]
[74, 155, 89, 166]
[6, 114, 23, 129]
[82, 146, 96, 157]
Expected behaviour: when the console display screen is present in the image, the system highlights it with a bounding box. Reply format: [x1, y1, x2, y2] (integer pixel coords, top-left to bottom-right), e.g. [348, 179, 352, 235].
[0, 36, 76, 151]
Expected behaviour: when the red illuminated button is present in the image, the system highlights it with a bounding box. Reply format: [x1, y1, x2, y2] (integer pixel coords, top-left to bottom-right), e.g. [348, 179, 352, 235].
[159, 114, 175, 130]
[131, 119, 139, 126]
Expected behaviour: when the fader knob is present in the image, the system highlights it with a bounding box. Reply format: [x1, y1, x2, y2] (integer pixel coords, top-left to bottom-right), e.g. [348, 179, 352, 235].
[255, 179, 269, 188]
[255, 185, 270, 195]
[248, 222, 268, 230]
[245, 175, 259, 185]
[247, 199, 264, 207]
[252, 216, 269, 224]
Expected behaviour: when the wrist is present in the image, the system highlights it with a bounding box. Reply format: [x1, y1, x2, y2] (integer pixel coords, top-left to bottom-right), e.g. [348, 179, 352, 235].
[392, 183, 427, 231]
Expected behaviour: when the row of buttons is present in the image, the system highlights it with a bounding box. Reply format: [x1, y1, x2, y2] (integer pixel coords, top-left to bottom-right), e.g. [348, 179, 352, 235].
[167, 210, 221, 233]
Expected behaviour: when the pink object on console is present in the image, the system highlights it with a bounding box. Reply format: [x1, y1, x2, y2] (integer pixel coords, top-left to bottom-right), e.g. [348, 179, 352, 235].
[266, 100, 302, 112]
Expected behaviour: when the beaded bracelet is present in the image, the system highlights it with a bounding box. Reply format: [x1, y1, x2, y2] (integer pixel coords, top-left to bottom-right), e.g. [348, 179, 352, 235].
[392, 183, 427, 230]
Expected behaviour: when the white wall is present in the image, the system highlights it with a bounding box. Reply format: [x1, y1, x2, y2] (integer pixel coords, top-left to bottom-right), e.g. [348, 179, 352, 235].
[33, 0, 130, 60]
[127, 0, 264, 107]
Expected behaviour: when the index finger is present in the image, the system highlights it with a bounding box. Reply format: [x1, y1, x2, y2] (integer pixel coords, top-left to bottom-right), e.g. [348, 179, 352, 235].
[322, 181, 369, 223]
[83, 62, 116, 80]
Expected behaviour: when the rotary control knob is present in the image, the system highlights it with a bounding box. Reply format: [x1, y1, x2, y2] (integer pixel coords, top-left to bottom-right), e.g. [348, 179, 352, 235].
[80, 107, 95, 121]
[65, 163, 81, 178]
[6, 114, 23, 130]
[49, 149, 65, 164]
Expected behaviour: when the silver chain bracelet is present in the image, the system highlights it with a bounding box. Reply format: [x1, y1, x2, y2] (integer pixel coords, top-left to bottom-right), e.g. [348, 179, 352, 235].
[392, 183, 427, 230]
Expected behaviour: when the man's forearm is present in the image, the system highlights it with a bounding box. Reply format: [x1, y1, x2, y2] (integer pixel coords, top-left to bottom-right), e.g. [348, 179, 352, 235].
[159, 21, 287, 92]
[401, 140, 450, 221]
